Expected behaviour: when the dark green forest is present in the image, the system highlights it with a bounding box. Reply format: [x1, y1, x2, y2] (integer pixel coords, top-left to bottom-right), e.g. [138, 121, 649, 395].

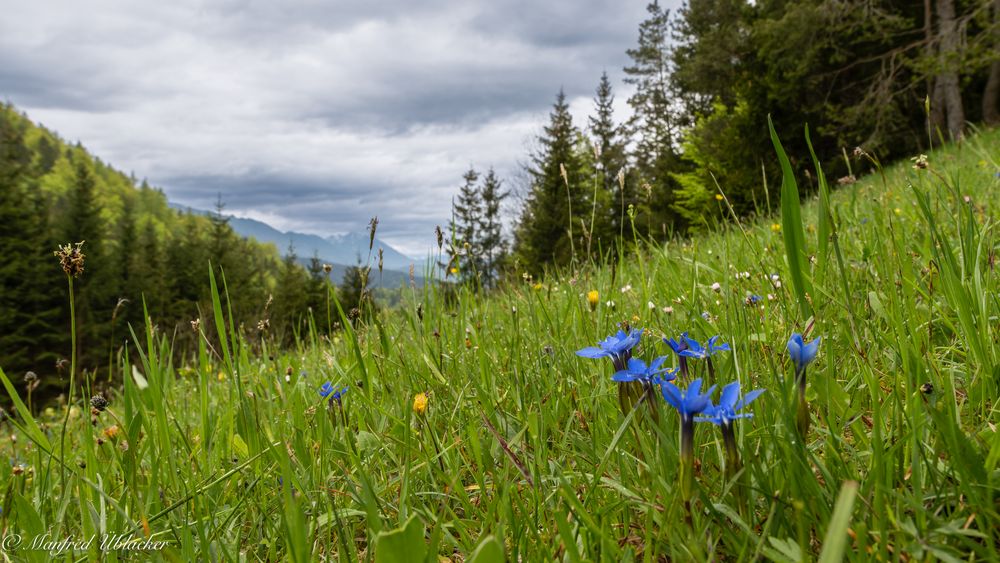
[0, 105, 375, 398]
[490, 0, 999, 276]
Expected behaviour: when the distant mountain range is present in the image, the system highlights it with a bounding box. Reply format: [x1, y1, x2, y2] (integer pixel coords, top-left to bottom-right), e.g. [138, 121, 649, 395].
[170, 204, 428, 287]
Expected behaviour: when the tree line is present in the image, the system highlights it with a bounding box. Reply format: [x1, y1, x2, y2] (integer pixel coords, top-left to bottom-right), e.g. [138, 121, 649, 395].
[446, 0, 1000, 280]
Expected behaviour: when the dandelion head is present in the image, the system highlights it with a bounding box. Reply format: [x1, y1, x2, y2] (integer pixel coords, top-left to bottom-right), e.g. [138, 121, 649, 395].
[413, 392, 428, 415]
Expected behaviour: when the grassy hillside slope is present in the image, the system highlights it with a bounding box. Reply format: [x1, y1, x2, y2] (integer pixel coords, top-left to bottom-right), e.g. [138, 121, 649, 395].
[1, 127, 998, 560]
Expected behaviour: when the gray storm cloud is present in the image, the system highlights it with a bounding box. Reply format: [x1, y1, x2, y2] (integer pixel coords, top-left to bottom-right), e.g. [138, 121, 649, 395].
[0, 0, 666, 255]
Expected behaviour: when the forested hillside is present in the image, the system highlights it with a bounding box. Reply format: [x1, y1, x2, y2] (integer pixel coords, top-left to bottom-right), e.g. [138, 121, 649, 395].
[0, 104, 377, 396]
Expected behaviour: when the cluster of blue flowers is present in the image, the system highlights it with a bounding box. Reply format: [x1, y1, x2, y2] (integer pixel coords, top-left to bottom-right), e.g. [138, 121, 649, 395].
[576, 325, 821, 505]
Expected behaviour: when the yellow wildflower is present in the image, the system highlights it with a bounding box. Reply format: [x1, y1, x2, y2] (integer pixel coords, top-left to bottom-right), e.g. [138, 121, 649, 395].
[413, 392, 428, 415]
[586, 290, 599, 311]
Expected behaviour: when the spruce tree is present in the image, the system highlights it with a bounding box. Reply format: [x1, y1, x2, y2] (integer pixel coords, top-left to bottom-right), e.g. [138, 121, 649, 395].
[514, 89, 587, 274]
[477, 168, 508, 288]
[448, 168, 483, 282]
[624, 1, 686, 236]
[64, 155, 109, 364]
[588, 72, 631, 244]
[273, 243, 308, 343]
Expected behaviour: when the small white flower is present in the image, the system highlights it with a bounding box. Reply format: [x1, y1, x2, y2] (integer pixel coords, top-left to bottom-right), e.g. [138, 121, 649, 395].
[774, 280, 782, 288]
[620, 284, 632, 293]
[767, 293, 776, 301]
[647, 301, 656, 310]
[284, 374, 291, 383]
[606, 300, 616, 308]
[663, 306, 674, 314]
[710, 282, 721, 292]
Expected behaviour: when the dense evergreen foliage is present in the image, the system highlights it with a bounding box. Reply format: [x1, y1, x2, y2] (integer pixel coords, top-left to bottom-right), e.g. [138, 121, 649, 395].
[0, 104, 337, 396]
[498, 0, 1000, 273]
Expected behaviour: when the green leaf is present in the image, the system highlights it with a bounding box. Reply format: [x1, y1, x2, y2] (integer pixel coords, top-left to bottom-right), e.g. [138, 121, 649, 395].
[14, 493, 45, 536]
[0, 367, 51, 451]
[769, 115, 813, 319]
[375, 515, 427, 563]
[231, 433, 249, 459]
[468, 535, 505, 563]
[805, 124, 832, 279]
[818, 481, 859, 563]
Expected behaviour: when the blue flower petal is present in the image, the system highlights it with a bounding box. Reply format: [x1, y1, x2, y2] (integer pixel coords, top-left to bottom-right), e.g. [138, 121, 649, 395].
[576, 347, 608, 359]
[719, 381, 741, 409]
[735, 388, 765, 411]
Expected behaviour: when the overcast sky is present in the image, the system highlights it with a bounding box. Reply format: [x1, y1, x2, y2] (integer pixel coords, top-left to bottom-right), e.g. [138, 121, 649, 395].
[0, 0, 674, 256]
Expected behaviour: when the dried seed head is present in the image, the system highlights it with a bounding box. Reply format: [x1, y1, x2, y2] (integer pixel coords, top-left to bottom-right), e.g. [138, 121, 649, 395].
[323, 263, 332, 274]
[190, 318, 201, 332]
[54, 241, 86, 277]
[24, 371, 38, 383]
[368, 216, 379, 251]
[435, 225, 444, 249]
[90, 394, 108, 412]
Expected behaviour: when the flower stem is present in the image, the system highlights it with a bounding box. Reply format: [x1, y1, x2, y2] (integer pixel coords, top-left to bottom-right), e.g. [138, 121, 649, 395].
[680, 416, 695, 507]
[796, 368, 810, 439]
[58, 275, 76, 491]
[721, 422, 742, 479]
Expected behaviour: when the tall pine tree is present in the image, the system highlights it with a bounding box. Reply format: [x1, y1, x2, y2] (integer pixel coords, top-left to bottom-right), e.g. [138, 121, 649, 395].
[477, 168, 508, 288]
[514, 89, 587, 274]
[448, 168, 483, 282]
[624, 1, 687, 237]
[588, 72, 631, 244]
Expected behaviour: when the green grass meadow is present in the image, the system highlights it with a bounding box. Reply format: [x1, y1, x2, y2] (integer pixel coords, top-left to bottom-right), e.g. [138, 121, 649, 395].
[2, 128, 1000, 561]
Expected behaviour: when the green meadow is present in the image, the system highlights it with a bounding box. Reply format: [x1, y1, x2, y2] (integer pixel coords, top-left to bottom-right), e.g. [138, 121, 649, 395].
[2, 127, 999, 561]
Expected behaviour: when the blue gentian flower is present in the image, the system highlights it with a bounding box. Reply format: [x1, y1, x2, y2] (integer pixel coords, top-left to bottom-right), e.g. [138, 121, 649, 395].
[664, 332, 690, 356]
[659, 377, 717, 422]
[319, 382, 349, 402]
[612, 356, 676, 383]
[697, 381, 764, 426]
[664, 332, 692, 378]
[678, 335, 731, 360]
[787, 333, 821, 374]
[576, 328, 644, 371]
[745, 294, 762, 306]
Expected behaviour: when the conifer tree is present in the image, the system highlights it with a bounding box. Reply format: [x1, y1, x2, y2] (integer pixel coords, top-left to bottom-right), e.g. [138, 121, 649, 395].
[588, 72, 631, 244]
[624, 1, 686, 236]
[514, 89, 587, 274]
[64, 155, 109, 361]
[477, 167, 508, 288]
[448, 168, 483, 282]
[273, 242, 308, 342]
